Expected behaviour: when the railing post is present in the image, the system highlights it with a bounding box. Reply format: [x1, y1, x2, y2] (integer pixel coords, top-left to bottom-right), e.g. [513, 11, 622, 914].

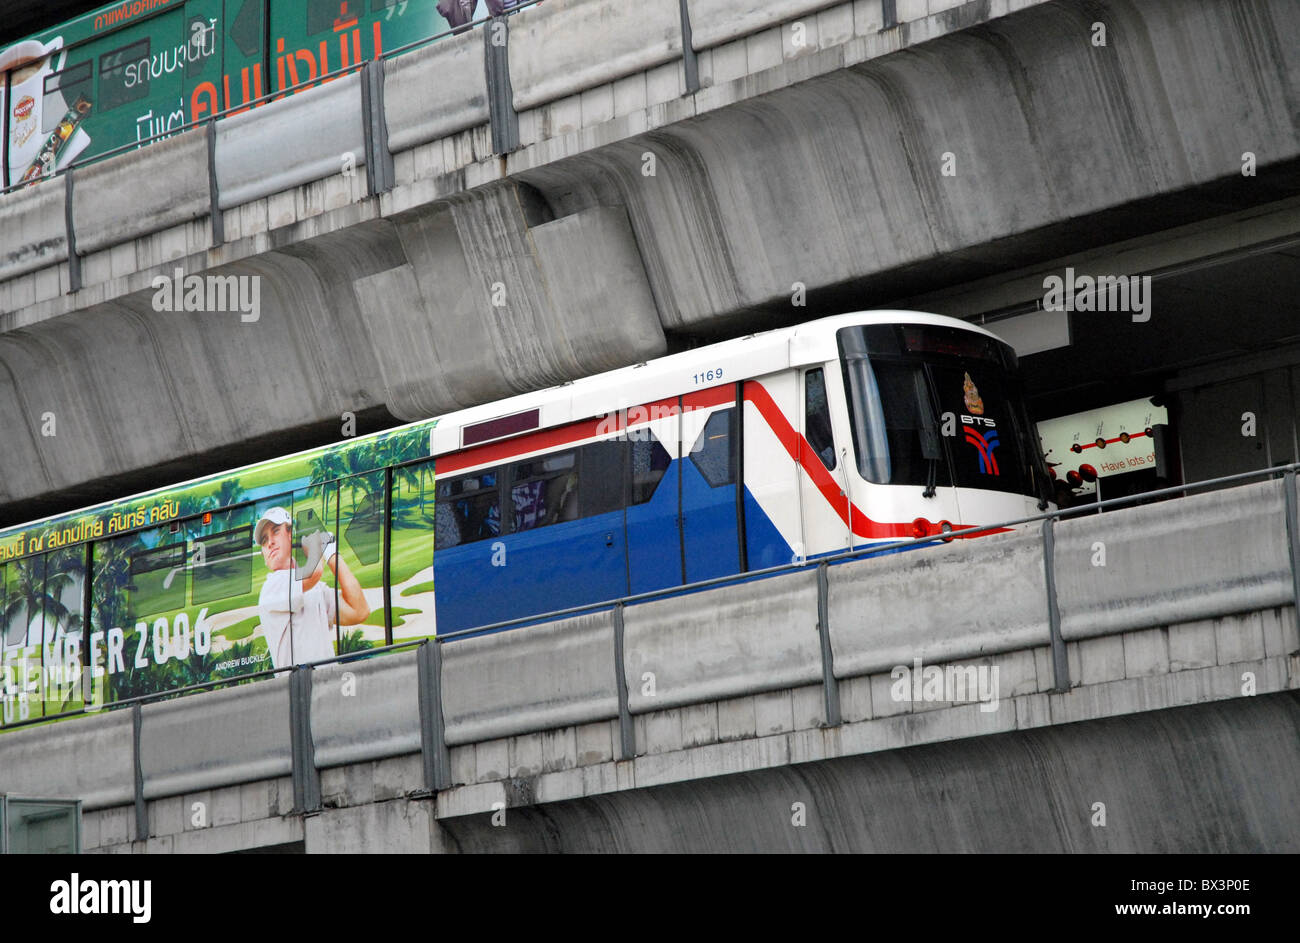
[1042, 518, 1069, 692]
[679, 0, 700, 95]
[485, 15, 519, 154]
[613, 602, 636, 760]
[816, 562, 842, 726]
[206, 119, 224, 246]
[289, 667, 320, 813]
[1284, 469, 1300, 610]
[881, 0, 898, 30]
[417, 640, 451, 792]
[64, 169, 81, 293]
[360, 58, 394, 196]
[132, 703, 147, 840]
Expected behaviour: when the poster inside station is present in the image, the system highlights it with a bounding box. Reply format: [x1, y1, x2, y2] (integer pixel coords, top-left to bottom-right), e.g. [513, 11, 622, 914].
[1037, 397, 1169, 497]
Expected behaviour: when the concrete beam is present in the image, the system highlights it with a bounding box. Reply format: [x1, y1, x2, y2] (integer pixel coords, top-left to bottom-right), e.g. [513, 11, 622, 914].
[438, 692, 1300, 852]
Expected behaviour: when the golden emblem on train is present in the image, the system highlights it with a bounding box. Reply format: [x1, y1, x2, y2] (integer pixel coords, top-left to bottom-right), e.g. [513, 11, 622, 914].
[963, 372, 984, 415]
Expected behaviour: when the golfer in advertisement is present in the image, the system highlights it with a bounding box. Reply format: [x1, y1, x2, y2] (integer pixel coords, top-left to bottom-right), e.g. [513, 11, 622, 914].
[255, 507, 370, 669]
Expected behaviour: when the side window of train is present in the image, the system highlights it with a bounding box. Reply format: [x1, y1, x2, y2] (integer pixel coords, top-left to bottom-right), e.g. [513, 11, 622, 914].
[435, 469, 501, 549]
[98, 40, 150, 112]
[630, 435, 672, 504]
[580, 439, 625, 517]
[805, 368, 837, 471]
[509, 451, 579, 532]
[689, 408, 736, 487]
[44, 60, 93, 122]
[191, 526, 253, 605]
[128, 541, 187, 622]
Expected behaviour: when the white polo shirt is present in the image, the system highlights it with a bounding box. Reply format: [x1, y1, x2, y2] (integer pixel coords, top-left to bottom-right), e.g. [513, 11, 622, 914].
[258, 569, 337, 669]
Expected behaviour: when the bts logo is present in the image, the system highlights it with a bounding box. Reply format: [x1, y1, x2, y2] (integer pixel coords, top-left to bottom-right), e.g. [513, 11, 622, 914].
[964, 427, 1000, 475]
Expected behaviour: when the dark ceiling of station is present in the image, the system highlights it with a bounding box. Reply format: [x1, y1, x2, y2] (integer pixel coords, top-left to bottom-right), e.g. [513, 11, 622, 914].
[1016, 243, 1300, 417]
[0, 1, 105, 47]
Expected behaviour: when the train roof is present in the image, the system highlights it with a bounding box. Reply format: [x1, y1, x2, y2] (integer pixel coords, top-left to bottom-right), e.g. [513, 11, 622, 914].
[427, 310, 1000, 456]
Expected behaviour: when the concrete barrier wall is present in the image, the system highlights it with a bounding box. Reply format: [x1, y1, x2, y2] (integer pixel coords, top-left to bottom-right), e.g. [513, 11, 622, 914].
[139, 676, 292, 800]
[384, 31, 489, 153]
[0, 709, 134, 810]
[72, 129, 209, 256]
[215, 75, 365, 210]
[1054, 478, 1293, 640]
[623, 570, 823, 713]
[687, 0, 842, 51]
[311, 654, 422, 768]
[441, 612, 618, 745]
[0, 180, 68, 282]
[828, 531, 1051, 679]
[511, 0, 682, 112]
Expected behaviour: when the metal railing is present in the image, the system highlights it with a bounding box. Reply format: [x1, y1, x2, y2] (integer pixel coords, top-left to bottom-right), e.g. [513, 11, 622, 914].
[3, 459, 1298, 828]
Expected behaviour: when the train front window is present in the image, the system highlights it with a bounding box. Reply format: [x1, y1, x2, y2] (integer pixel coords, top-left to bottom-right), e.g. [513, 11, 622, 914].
[837, 324, 1050, 500]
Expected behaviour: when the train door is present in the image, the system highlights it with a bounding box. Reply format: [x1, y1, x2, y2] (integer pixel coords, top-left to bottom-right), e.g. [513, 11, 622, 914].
[626, 399, 682, 594]
[432, 464, 504, 634]
[681, 387, 743, 582]
[494, 441, 627, 621]
[798, 366, 853, 557]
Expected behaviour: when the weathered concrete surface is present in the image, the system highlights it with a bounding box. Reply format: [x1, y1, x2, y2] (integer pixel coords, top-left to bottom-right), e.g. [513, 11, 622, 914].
[442, 610, 619, 746]
[383, 29, 489, 152]
[140, 675, 293, 799]
[1, 0, 1297, 521]
[509, 0, 683, 112]
[623, 569, 824, 712]
[1054, 478, 1294, 640]
[439, 692, 1300, 852]
[0, 178, 67, 282]
[216, 74, 367, 210]
[71, 128, 210, 256]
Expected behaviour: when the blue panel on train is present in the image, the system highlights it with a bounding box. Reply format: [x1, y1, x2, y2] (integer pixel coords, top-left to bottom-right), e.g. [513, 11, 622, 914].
[681, 458, 740, 582]
[743, 490, 792, 571]
[626, 461, 681, 595]
[433, 509, 628, 634]
[498, 509, 627, 621]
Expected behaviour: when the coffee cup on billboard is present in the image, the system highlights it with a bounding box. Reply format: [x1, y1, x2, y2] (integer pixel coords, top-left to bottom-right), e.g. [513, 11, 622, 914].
[1, 36, 90, 182]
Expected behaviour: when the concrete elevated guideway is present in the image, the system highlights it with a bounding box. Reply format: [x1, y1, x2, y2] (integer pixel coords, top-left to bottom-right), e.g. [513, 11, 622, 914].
[1, 0, 1299, 524]
[2, 475, 1297, 853]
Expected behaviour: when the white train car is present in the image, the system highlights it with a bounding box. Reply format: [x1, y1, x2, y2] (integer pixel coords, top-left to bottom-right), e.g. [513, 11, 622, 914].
[427, 310, 1051, 631]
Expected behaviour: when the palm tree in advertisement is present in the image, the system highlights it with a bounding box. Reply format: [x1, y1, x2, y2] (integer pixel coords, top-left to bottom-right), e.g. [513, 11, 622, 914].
[309, 450, 345, 490]
[90, 536, 155, 703]
[392, 463, 422, 514]
[44, 550, 88, 713]
[2, 556, 51, 649]
[205, 477, 247, 512]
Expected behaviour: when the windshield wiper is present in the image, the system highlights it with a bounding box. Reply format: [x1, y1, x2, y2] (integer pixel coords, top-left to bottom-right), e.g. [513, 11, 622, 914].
[915, 368, 943, 499]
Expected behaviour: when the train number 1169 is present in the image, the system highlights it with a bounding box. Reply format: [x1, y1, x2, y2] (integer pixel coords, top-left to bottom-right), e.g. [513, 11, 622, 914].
[693, 368, 723, 385]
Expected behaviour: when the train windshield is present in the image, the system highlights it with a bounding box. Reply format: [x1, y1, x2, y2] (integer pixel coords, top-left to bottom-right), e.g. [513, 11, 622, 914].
[837, 324, 1051, 502]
